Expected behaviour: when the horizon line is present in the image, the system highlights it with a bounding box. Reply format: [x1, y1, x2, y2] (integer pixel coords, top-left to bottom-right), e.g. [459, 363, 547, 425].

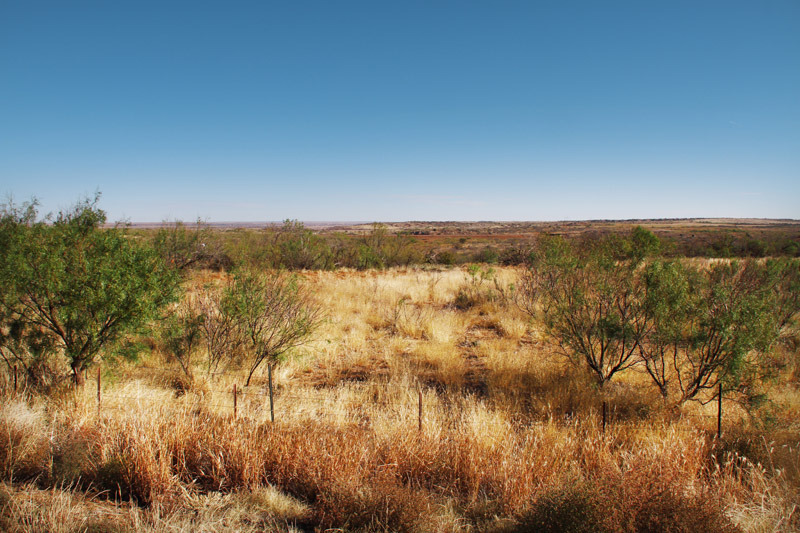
[113, 217, 800, 228]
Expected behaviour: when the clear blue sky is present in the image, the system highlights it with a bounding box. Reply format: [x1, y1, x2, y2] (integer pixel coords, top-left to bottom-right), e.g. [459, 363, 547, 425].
[1, 1, 798, 222]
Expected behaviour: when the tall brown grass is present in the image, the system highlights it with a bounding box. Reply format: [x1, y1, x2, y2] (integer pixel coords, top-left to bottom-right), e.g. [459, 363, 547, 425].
[0, 266, 797, 532]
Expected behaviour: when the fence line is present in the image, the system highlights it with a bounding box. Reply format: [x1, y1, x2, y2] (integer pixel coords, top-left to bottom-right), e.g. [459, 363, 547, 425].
[3, 364, 728, 437]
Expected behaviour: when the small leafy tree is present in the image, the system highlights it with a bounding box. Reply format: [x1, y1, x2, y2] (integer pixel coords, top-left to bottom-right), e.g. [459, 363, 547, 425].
[356, 223, 417, 269]
[639, 259, 787, 404]
[765, 257, 800, 331]
[454, 265, 502, 310]
[638, 259, 695, 399]
[520, 228, 658, 387]
[680, 260, 783, 402]
[272, 220, 331, 270]
[0, 196, 180, 385]
[196, 284, 243, 376]
[0, 296, 60, 390]
[160, 298, 203, 379]
[357, 223, 389, 269]
[0, 199, 57, 388]
[153, 219, 225, 272]
[224, 268, 321, 386]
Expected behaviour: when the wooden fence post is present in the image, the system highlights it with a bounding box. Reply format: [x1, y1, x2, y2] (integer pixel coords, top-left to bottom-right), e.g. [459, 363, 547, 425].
[602, 400, 607, 435]
[13, 365, 17, 394]
[97, 366, 101, 417]
[233, 384, 238, 418]
[418, 388, 423, 432]
[717, 382, 722, 440]
[268, 363, 275, 423]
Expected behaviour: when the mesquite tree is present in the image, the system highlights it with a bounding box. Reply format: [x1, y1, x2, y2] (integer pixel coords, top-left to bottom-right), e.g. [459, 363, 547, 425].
[0, 196, 179, 385]
[152, 219, 225, 272]
[520, 228, 658, 386]
[160, 298, 204, 379]
[224, 268, 321, 386]
[766, 257, 800, 331]
[638, 258, 792, 404]
[197, 285, 243, 376]
[637, 259, 694, 399]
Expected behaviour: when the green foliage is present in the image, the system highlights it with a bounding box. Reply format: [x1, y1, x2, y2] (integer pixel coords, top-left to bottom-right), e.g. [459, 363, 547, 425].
[138, 223, 800, 273]
[629, 226, 661, 262]
[765, 257, 800, 330]
[521, 230, 654, 386]
[349, 223, 420, 270]
[272, 220, 332, 270]
[434, 250, 456, 266]
[474, 247, 499, 264]
[357, 223, 389, 269]
[453, 265, 509, 310]
[356, 243, 385, 270]
[216, 222, 424, 271]
[639, 258, 793, 403]
[523, 224, 796, 401]
[684, 260, 779, 398]
[160, 299, 203, 378]
[638, 260, 694, 397]
[222, 268, 322, 386]
[0, 196, 180, 384]
[780, 239, 799, 257]
[152, 219, 226, 271]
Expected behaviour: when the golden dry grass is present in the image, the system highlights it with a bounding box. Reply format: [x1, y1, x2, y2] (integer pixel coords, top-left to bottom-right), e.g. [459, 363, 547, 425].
[1, 266, 798, 532]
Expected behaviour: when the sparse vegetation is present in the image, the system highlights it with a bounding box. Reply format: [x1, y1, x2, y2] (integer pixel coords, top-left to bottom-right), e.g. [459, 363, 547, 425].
[223, 267, 322, 386]
[1, 200, 798, 532]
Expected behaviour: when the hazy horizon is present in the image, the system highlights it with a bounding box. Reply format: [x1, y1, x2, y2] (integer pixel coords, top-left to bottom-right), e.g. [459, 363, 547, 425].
[118, 217, 799, 228]
[2, 1, 798, 222]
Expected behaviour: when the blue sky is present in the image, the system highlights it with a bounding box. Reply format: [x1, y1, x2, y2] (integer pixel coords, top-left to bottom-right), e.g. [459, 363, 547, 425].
[1, 1, 798, 222]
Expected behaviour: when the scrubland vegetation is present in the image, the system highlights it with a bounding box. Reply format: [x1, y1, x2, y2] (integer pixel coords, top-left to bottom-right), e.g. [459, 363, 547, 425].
[142, 217, 800, 274]
[1, 198, 799, 532]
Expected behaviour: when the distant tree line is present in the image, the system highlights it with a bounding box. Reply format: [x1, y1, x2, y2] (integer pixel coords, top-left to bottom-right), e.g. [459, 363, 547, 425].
[148, 221, 799, 275]
[149, 220, 440, 271]
[674, 231, 799, 258]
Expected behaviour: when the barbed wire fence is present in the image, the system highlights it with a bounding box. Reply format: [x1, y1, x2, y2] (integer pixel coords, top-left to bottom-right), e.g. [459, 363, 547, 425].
[121, 371, 729, 438]
[2, 363, 726, 438]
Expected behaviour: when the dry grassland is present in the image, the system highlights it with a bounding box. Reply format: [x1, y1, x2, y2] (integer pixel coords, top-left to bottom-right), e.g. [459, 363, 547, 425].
[1, 266, 798, 532]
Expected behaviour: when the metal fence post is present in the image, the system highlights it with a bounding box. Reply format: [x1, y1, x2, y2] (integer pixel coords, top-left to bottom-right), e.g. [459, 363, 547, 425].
[418, 388, 423, 432]
[97, 366, 101, 417]
[268, 363, 275, 423]
[602, 400, 607, 435]
[717, 382, 722, 440]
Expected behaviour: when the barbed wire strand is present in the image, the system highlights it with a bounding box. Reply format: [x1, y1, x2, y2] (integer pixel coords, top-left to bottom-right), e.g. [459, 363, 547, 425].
[26, 366, 726, 432]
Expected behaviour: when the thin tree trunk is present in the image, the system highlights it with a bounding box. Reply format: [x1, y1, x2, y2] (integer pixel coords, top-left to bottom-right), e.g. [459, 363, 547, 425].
[72, 364, 85, 386]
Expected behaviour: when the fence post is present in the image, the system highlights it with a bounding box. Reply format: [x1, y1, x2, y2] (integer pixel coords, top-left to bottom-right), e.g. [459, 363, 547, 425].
[13, 365, 17, 394]
[602, 400, 607, 435]
[233, 384, 238, 418]
[717, 382, 722, 440]
[97, 366, 101, 417]
[268, 363, 275, 423]
[418, 388, 423, 432]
